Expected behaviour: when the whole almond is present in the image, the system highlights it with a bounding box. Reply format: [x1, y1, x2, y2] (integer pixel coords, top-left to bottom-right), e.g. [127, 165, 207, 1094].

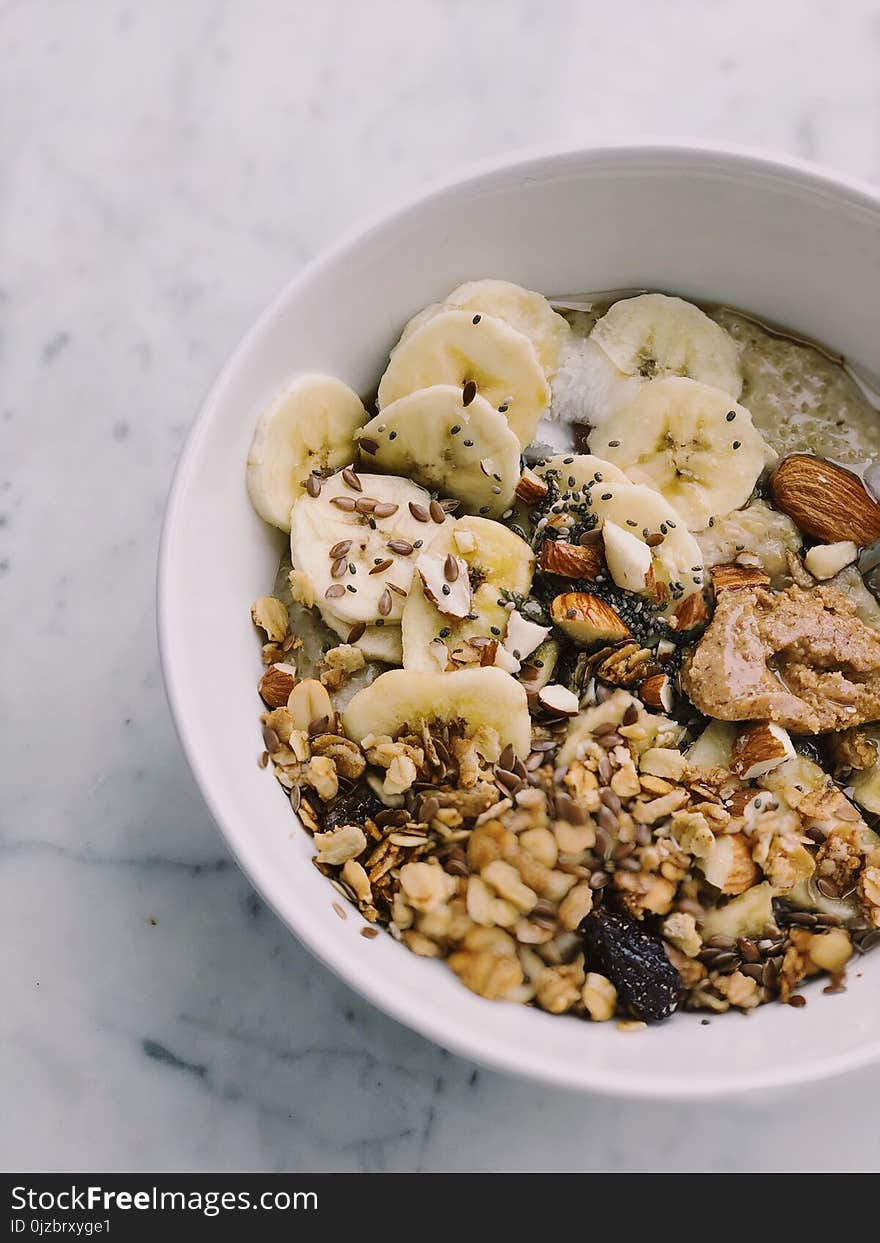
[770, 454, 880, 546]
[550, 592, 631, 645]
[258, 663, 298, 708]
[538, 540, 605, 579]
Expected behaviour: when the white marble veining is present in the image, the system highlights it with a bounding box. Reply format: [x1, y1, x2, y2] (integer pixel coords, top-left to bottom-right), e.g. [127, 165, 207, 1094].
[4, 0, 880, 1172]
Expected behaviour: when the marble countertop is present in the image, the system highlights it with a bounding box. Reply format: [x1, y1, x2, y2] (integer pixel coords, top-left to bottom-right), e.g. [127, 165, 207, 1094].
[4, 0, 880, 1173]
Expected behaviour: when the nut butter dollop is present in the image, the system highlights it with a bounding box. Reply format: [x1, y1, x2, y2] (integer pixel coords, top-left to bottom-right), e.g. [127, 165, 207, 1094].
[681, 585, 880, 733]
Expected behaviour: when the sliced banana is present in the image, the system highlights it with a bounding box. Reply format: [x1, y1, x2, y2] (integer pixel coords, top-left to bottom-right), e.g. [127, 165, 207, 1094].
[358, 386, 521, 518]
[399, 279, 572, 376]
[591, 293, 742, 397]
[247, 374, 366, 531]
[590, 377, 774, 531]
[342, 666, 532, 758]
[289, 470, 450, 628]
[536, 452, 630, 491]
[589, 482, 704, 611]
[402, 516, 535, 671]
[377, 309, 550, 448]
[321, 608, 403, 665]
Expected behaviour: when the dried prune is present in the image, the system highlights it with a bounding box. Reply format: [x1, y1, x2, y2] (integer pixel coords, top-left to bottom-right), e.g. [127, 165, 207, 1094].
[320, 782, 384, 831]
[579, 907, 682, 1022]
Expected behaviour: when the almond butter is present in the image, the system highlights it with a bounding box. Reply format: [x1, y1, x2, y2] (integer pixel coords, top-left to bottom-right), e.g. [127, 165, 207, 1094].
[538, 539, 604, 579]
[258, 662, 298, 708]
[770, 454, 880, 546]
[710, 563, 771, 592]
[730, 721, 795, 779]
[670, 591, 708, 631]
[639, 672, 674, 712]
[550, 592, 631, 646]
[514, 468, 549, 505]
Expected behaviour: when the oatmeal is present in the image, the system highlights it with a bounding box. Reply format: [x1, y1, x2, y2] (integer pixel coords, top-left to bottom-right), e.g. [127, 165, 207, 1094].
[245, 281, 880, 1024]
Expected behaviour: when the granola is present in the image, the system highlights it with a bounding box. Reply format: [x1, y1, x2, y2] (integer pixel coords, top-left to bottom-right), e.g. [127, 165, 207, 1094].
[245, 282, 880, 1027]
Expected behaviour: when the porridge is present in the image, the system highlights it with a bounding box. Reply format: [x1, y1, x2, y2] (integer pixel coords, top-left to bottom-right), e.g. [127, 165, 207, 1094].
[245, 281, 880, 1025]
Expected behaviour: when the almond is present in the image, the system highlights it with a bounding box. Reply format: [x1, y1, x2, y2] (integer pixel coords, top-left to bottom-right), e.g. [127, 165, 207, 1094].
[670, 591, 708, 631]
[538, 539, 605, 579]
[770, 454, 880, 546]
[643, 563, 669, 605]
[416, 551, 471, 618]
[287, 678, 334, 732]
[730, 721, 795, 779]
[639, 672, 674, 712]
[258, 662, 298, 708]
[514, 468, 549, 505]
[803, 540, 859, 581]
[550, 592, 631, 646]
[479, 638, 499, 667]
[537, 683, 580, 716]
[701, 833, 760, 896]
[710, 563, 771, 592]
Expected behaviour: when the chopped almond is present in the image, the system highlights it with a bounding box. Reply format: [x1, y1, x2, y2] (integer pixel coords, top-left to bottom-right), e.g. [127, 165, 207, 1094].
[550, 592, 631, 645]
[710, 563, 771, 592]
[538, 539, 605, 579]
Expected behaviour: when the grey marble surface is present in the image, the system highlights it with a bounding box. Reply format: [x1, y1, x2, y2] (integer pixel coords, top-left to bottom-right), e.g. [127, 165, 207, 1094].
[4, 0, 880, 1173]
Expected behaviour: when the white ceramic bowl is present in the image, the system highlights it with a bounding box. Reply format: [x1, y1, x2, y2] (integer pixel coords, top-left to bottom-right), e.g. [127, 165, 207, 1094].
[160, 143, 880, 1098]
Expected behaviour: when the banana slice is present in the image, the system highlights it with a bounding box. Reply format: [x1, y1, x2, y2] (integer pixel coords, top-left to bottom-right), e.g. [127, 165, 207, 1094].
[247, 374, 366, 531]
[536, 452, 630, 492]
[342, 666, 532, 758]
[589, 377, 774, 531]
[402, 516, 535, 671]
[358, 386, 521, 518]
[589, 482, 704, 611]
[377, 309, 550, 448]
[399, 279, 572, 376]
[321, 608, 403, 665]
[591, 293, 742, 397]
[290, 470, 450, 628]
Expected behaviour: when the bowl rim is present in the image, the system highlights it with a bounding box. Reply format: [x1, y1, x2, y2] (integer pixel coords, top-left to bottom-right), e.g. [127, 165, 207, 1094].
[158, 140, 880, 1099]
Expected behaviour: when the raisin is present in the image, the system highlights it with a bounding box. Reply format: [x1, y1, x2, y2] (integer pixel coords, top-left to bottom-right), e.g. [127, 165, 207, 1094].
[579, 907, 682, 1022]
[320, 782, 384, 831]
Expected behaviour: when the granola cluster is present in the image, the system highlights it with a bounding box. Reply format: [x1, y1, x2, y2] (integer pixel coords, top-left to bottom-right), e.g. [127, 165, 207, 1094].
[254, 607, 880, 1022]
